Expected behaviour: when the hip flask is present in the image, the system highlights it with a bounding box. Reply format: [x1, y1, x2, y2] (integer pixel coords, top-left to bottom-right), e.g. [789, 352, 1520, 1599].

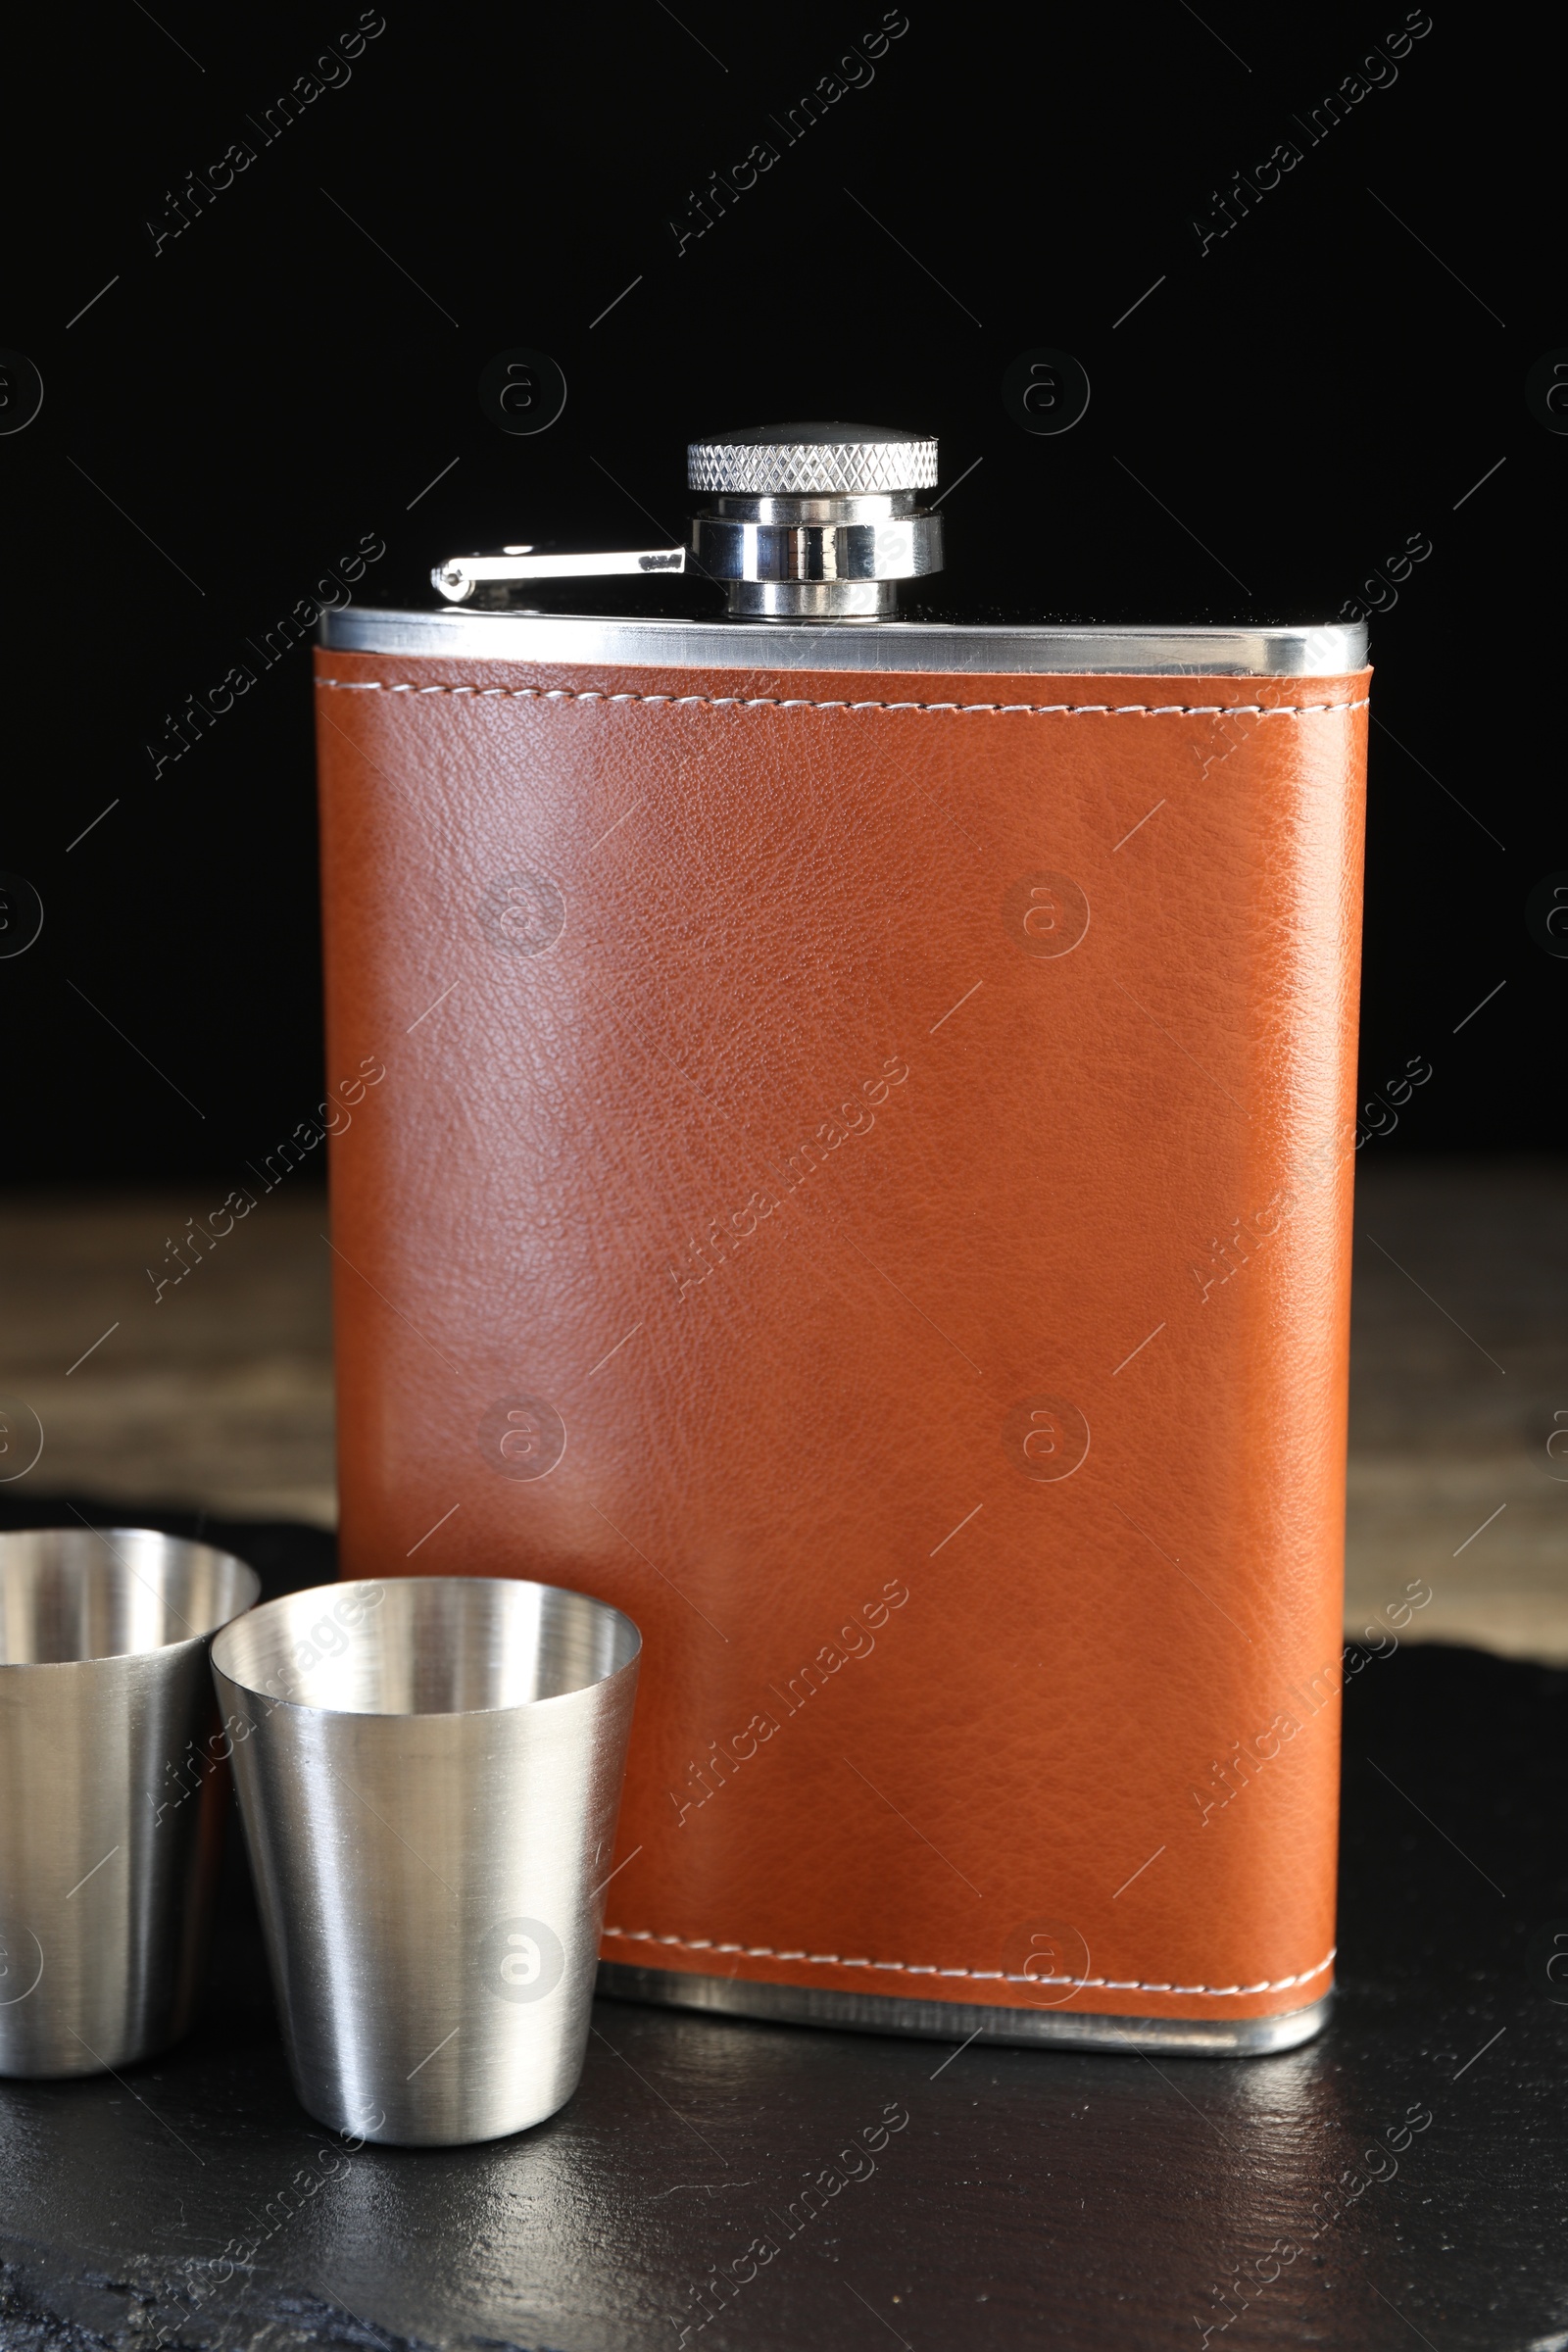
[316, 421, 1368, 2053]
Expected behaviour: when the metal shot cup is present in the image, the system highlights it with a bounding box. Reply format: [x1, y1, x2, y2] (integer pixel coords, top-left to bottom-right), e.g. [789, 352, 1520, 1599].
[0, 1527, 260, 2078]
[210, 1576, 642, 2147]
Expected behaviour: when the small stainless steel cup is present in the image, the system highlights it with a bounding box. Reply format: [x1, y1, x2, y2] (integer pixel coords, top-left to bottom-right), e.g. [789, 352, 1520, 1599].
[0, 1527, 260, 2078]
[210, 1575, 641, 2146]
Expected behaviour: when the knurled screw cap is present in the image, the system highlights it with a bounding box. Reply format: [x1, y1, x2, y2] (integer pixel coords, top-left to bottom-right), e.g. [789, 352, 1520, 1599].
[686, 420, 939, 497]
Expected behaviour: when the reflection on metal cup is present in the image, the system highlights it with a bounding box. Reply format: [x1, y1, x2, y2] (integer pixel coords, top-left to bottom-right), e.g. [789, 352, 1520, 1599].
[0, 1527, 260, 2078]
[211, 1576, 641, 2146]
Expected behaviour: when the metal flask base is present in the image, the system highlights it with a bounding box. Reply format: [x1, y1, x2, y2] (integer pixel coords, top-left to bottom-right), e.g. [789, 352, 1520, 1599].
[597, 1964, 1333, 2057]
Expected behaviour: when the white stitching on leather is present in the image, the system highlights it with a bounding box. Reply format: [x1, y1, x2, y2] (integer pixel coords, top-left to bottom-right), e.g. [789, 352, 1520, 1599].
[315, 676, 1368, 719]
[600, 1927, 1337, 1998]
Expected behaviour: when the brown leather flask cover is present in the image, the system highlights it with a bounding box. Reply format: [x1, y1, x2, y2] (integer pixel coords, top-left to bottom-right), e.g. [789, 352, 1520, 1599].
[316, 646, 1368, 2025]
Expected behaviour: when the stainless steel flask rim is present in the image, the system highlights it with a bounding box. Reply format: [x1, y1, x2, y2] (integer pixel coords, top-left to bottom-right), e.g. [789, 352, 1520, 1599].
[329, 605, 1367, 677]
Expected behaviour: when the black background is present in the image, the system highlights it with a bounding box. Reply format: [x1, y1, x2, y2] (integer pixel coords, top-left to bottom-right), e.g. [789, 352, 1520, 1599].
[2, 1, 1557, 1184]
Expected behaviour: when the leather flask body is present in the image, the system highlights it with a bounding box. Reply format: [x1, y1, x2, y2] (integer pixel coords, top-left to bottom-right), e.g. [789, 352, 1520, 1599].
[315, 618, 1368, 2049]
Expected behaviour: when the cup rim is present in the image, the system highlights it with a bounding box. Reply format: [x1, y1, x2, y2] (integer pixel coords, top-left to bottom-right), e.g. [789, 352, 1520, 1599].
[209, 1573, 642, 1722]
[0, 1527, 261, 1671]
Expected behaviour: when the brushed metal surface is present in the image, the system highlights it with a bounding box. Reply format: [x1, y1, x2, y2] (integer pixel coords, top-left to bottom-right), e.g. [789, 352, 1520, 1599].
[212, 1576, 641, 2147]
[597, 1964, 1332, 2055]
[0, 1528, 259, 2078]
[320, 605, 1367, 674]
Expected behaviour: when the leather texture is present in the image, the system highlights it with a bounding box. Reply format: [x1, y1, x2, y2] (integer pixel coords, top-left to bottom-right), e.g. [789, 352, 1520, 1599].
[314, 645, 1369, 2023]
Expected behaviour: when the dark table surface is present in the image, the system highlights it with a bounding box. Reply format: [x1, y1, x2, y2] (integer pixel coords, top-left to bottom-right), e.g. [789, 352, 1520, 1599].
[2, 1505, 1566, 2352]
